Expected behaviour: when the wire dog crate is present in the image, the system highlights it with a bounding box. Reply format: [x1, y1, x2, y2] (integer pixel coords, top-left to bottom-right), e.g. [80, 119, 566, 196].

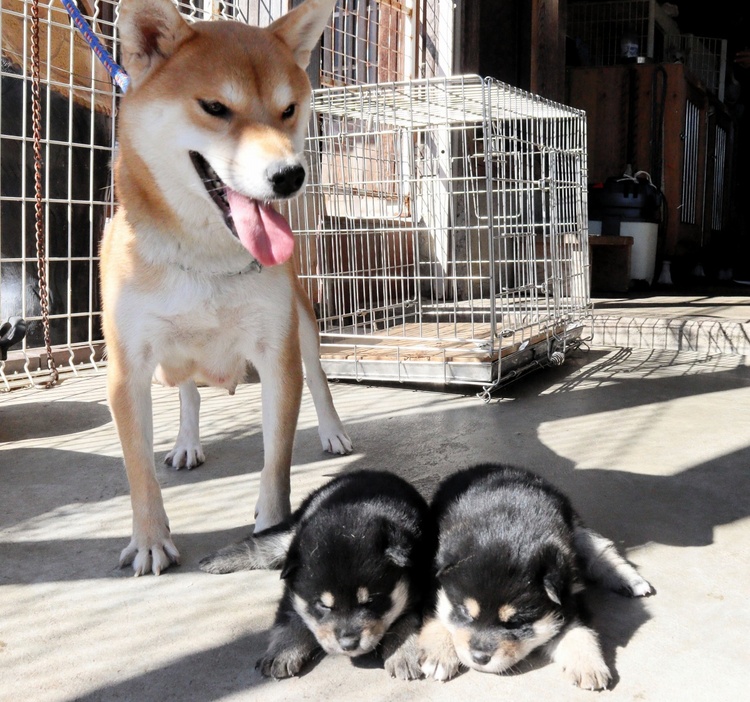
[287, 75, 591, 394]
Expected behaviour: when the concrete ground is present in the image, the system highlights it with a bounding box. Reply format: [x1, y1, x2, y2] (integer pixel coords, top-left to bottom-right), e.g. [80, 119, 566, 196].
[1, 294, 750, 702]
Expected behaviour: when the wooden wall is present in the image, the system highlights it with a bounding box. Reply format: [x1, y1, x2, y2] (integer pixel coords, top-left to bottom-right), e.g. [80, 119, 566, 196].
[567, 63, 717, 260]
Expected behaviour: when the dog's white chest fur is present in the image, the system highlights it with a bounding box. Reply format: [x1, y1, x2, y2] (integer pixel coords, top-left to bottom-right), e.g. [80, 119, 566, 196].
[116, 265, 293, 390]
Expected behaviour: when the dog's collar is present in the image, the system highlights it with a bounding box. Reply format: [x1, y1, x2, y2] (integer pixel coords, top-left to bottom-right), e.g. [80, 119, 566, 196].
[176, 258, 263, 277]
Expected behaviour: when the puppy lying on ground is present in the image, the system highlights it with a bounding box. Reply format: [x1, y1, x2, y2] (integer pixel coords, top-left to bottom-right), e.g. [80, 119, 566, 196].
[419, 464, 653, 690]
[200, 470, 437, 679]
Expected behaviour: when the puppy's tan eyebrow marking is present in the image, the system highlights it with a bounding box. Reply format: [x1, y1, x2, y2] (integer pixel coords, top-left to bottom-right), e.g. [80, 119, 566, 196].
[357, 587, 369, 604]
[464, 597, 480, 619]
[498, 604, 517, 622]
[320, 592, 334, 608]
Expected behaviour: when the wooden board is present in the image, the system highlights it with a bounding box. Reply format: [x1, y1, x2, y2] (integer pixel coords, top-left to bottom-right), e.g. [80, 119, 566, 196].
[320, 322, 560, 364]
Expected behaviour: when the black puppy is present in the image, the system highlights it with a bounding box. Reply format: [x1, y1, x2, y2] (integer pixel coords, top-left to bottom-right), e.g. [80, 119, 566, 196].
[419, 464, 653, 690]
[200, 470, 436, 679]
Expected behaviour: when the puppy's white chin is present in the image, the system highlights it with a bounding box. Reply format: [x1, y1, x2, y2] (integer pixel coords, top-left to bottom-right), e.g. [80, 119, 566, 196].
[323, 641, 378, 657]
[457, 650, 518, 674]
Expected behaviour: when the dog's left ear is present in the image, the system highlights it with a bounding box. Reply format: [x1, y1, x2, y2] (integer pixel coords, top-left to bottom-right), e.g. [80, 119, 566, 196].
[381, 521, 411, 568]
[539, 543, 570, 606]
[117, 0, 194, 89]
[270, 0, 338, 69]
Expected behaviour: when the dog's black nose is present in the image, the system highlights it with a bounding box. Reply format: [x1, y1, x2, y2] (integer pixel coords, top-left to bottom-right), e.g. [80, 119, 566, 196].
[471, 650, 492, 666]
[269, 165, 305, 197]
[338, 635, 360, 652]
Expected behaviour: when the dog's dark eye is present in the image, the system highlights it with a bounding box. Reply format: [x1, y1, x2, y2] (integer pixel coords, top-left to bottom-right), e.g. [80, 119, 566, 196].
[315, 600, 332, 613]
[455, 604, 474, 622]
[199, 99, 230, 118]
[281, 103, 296, 120]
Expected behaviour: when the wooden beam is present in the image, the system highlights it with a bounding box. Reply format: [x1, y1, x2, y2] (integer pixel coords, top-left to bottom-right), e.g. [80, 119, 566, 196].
[530, 0, 566, 103]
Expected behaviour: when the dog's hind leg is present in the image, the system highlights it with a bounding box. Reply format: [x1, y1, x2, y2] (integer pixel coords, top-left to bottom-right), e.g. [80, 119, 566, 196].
[199, 525, 294, 573]
[295, 283, 352, 455]
[573, 525, 654, 597]
[164, 380, 205, 469]
[107, 351, 180, 576]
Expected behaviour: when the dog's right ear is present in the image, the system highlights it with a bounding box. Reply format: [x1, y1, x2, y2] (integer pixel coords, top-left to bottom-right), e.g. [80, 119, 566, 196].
[538, 543, 571, 606]
[270, 0, 337, 69]
[435, 548, 459, 578]
[117, 0, 194, 89]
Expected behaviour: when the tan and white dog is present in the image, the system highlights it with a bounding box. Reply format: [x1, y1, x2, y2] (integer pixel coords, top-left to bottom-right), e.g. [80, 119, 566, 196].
[101, 0, 350, 576]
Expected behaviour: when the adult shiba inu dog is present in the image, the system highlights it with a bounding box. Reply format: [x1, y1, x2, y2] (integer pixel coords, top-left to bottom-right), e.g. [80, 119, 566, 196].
[419, 464, 653, 690]
[101, 0, 351, 576]
[200, 470, 437, 680]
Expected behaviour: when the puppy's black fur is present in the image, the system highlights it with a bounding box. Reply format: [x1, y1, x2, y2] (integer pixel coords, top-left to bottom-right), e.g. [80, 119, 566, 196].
[419, 464, 653, 690]
[200, 470, 436, 679]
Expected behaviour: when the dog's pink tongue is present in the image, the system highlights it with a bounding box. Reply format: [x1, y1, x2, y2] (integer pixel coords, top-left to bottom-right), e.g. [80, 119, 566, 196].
[226, 189, 294, 266]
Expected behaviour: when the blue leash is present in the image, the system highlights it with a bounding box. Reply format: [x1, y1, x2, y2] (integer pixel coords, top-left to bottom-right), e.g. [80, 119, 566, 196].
[60, 0, 130, 93]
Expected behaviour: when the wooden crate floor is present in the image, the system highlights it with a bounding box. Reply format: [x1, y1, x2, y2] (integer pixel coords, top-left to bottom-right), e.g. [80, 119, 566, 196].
[320, 321, 556, 364]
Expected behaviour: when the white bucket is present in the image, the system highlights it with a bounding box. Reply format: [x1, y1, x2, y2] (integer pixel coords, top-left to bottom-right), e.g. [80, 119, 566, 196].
[622, 221, 658, 284]
[588, 220, 658, 285]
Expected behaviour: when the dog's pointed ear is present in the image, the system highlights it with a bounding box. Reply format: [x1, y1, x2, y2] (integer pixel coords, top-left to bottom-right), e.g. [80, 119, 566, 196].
[380, 521, 411, 568]
[117, 0, 194, 89]
[538, 543, 571, 606]
[435, 547, 458, 578]
[269, 0, 337, 69]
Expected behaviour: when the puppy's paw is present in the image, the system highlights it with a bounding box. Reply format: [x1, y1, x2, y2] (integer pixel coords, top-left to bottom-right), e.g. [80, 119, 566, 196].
[257, 650, 306, 679]
[199, 544, 248, 574]
[418, 619, 461, 681]
[550, 624, 611, 691]
[384, 639, 423, 680]
[618, 574, 654, 598]
[318, 420, 353, 455]
[119, 528, 180, 577]
[563, 657, 612, 691]
[420, 655, 461, 682]
[164, 441, 205, 470]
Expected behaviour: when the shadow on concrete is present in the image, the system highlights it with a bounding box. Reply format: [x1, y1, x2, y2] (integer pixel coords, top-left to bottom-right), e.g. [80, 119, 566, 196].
[71, 631, 275, 702]
[0, 399, 112, 442]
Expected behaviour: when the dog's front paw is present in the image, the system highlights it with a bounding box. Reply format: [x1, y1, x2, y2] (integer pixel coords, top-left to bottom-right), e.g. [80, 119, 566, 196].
[164, 441, 205, 470]
[420, 654, 461, 682]
[119, 530, 180, 577]
[120, 504, 180, 576]
[257, 650, 306, 679]
[563, 658, 612, 691]
[418, 619, 461, 681]
[384, 638, 423, 680]
[318, 420, 353, 455]
[551, 624, 611, 691]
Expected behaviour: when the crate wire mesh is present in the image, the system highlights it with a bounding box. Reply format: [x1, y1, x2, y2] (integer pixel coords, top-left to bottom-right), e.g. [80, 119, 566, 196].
[286, 75, 591, 392]
[568, 0, 727, 101]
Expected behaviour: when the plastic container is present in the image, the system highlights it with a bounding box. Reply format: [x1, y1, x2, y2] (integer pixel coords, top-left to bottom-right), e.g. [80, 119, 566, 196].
[589, 220, 658, 284]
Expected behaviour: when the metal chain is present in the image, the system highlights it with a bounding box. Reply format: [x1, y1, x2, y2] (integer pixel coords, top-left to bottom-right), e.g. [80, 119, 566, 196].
[30, 0, 58, 387]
